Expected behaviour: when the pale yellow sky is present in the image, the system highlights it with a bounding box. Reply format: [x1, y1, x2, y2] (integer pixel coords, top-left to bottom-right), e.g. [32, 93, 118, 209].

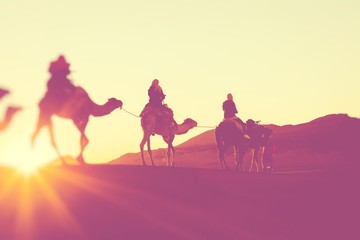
[0, 0, 359, 167]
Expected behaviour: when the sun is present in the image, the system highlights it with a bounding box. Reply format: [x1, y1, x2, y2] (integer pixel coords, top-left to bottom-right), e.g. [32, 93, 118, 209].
[1, 136, 56, 176]
[14, 161, 42, 176]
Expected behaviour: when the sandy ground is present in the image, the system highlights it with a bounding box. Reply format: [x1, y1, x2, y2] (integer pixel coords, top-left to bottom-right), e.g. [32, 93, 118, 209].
[0, 164, 358, 240]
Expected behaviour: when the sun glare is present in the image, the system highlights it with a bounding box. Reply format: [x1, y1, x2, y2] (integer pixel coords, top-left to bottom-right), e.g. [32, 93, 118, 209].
[1, 136, 56, 176]
[15, 162, 41, 176]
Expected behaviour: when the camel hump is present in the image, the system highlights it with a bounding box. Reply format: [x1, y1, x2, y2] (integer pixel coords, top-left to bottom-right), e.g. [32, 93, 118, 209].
[221, 118, 244, 133]
[63, 87, 89, 107]
[74, 87, 88, 97]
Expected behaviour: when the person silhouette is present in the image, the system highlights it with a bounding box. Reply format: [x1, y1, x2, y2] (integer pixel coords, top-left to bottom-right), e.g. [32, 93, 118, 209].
[141, 79, 177, 132]
[45, 55, 76, 109]
[148, 79, 165, 107]
[222, 93, 245, 130]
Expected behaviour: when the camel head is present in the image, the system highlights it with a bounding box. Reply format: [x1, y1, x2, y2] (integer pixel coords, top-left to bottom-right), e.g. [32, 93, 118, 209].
[183, 118, 198, 129]
[174, 118, 197, 135]
[7, 106, 22, 115]
[0, 89, 10, 100]
[107, 98, 123, 109]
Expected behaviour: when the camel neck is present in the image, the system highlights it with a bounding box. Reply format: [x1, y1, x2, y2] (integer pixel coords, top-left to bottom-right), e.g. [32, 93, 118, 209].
[92, 101, 116, 117]
[175, 123, 192, 135]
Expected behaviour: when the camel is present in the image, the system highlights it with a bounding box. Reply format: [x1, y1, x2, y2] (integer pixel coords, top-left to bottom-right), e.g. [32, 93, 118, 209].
[0, 88, 22, 132]
[215, 120, 273, 172]
[140, 109, 197, 167]
[215, 121, 249, 171]
[245, 120, 273, 172]
[31, 87, 122, 164]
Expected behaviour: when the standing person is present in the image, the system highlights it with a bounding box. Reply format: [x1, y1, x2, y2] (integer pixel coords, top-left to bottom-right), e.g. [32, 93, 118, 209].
[222, 93, 245, 129]
[148, 79, 165, 107]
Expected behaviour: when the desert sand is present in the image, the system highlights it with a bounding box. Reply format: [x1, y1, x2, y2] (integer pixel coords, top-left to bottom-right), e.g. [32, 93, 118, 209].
[1, 114, 359, 239]
[0, 164, 358, 240]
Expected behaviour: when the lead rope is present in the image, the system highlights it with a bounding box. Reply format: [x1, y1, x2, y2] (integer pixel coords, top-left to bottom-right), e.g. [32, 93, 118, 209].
[121, 107, 140, 118]
[196, 125, 217, 129]
[121, 107, 217, 129]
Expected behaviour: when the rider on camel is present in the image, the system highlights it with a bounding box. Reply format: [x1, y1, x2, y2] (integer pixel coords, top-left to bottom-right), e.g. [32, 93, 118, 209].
[45, 55, 76, 108]
[222, 93, 245, 131]
[141, 79, 177, 130]
[148, 79, 165, 107]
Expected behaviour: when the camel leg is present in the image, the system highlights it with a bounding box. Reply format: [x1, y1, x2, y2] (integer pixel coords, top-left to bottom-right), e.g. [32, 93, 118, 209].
[140, 134, 149, 166]
[253, 146, 264, 173]
[166, 143, 175, 167]
[235, 146, 246, 172]
[31, 112, 48, 147]
[47, 120, 66, 165]
[219, 145, 230, 170]
[233, 147, 238, 167]
[249, 148, 257, 172]
[170, 144, 175, 167]
[166, 136, 175, 167]
[218, 150, 224, 169]
[74, 118, 89, 165]
[239, 148, 246, 172]
[234, 147, 239, 170]
[167, 145, 171, 167]
[147, 137, 155, 166]
[258, 146, 265, 172]
[253, 147, 260, 173]
[32, 113, 65, 165]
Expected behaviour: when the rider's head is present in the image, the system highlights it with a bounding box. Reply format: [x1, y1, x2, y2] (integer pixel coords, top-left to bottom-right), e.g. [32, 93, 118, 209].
[152, 79, 159, 86]
[49, 55, 71, 76]
[227, 93, 233, 101]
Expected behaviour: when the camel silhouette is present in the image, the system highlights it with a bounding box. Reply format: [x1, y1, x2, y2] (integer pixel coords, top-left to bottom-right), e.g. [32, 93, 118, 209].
[215, 120, 273, 172]
[0, 88, 22, 132]
[215, 121, 248, 170]
[31, 87, 122, 164]
[245, 120, 273, 172]
[140, 110, 197, 166]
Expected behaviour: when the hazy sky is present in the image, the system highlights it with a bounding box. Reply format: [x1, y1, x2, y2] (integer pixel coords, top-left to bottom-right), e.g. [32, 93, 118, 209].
[1, 0, 359, 167]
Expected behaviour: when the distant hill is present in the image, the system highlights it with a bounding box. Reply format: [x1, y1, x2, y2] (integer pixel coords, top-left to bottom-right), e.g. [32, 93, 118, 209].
[110, 114, 360, 171]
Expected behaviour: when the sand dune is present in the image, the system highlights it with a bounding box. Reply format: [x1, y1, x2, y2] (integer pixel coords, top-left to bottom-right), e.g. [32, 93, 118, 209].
[0, 165, 358, 240]
[112, 114, 360, 171]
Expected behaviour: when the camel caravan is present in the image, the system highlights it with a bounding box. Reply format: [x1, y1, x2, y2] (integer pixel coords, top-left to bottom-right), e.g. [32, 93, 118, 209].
[3, 55, 274, 172]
